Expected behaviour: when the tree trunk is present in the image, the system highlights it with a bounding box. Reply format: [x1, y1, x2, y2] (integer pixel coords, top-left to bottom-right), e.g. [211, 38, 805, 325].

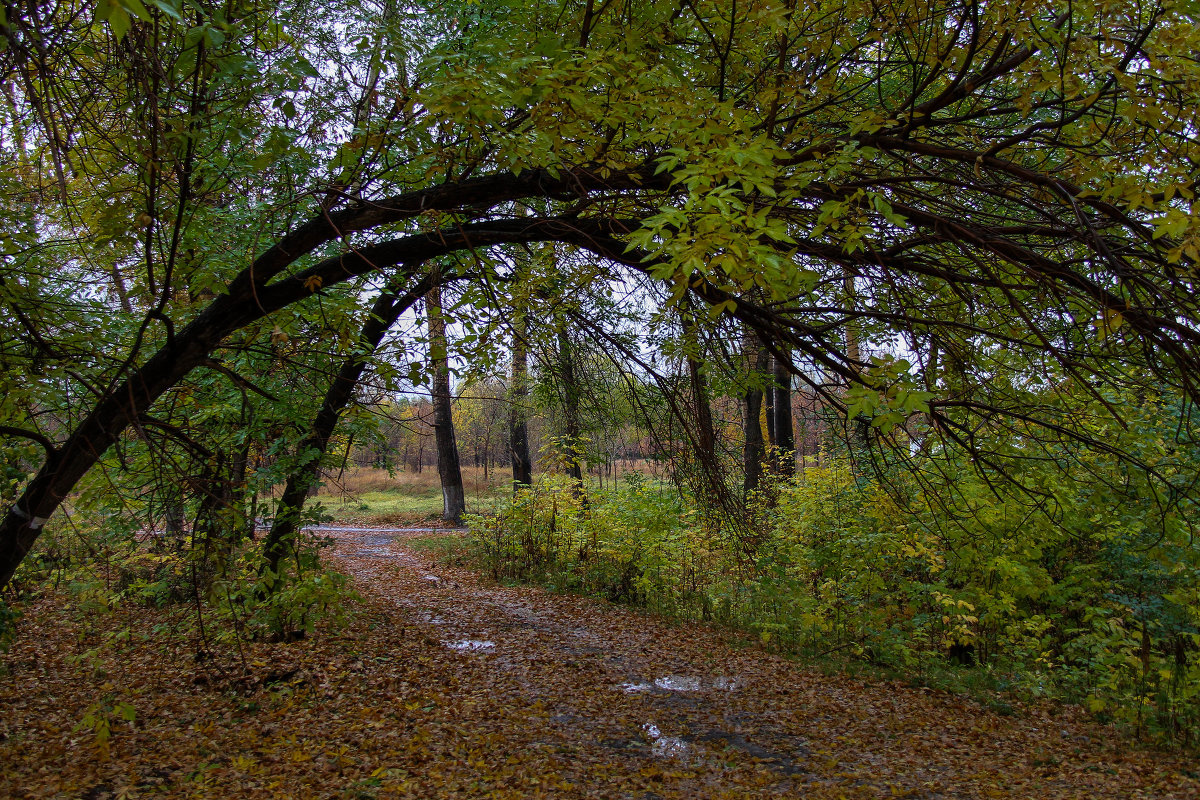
[843, 267, 870, 446]
[196, 451, 236, 556]
[509, 313, 533, 490]
[427, 281, 466, 524]
[263, 280, 429, 582]
[230, 405, 253, 538]
[764, 361, 776, 448]
[680, 302, 716, 463]
[558, 327, 585, 497]
[482, 434, 490, 482]
[679, 299, 726, 505]
[773, 350, 795, 477]
[743, 337, 768, 495]
[688, 352, 716, 460]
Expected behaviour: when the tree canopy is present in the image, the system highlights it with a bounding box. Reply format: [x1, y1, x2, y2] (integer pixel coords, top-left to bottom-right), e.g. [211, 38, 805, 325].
[2, 0, 1200, 585]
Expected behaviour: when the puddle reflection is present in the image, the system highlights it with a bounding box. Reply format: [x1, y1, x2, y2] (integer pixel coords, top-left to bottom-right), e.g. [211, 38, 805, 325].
[445, 640, 495, 652]
[642, 722, 689, 758]
[618, 674, 742, 693]
[619, 682, 653, 693]
[654, 675, 702, 691]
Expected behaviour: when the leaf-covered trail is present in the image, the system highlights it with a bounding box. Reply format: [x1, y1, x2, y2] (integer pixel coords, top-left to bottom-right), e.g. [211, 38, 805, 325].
[2, 529, 1198, 799]
[328, 529, 1198, 799]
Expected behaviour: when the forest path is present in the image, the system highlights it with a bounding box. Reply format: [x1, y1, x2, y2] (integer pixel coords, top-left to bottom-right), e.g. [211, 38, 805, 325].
[325, 528, 1200, 799]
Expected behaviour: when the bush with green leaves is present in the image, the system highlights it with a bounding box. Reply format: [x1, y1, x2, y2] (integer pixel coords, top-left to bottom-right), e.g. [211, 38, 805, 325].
[11, 509, 353, 648]
[476, 393, 1200, 745]
[470, 472, 713, 612]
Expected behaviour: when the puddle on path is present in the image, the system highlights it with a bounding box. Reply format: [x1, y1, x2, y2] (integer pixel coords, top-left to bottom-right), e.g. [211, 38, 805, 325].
[642, 722, 689, 758]
[445, 640, 495, 653]
[619, 682, 654, 694]
[619, 675, 741, 693]
[345, 534, 398, 554]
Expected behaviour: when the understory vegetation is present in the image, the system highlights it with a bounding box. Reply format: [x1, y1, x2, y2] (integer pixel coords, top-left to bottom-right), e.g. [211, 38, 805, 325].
[469, 404, 1200, 746]
[5, 518, 353, 653]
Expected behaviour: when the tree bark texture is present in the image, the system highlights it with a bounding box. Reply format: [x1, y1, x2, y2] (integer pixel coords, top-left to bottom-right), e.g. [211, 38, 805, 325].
[773, 351, 796, 477]
[509, 312, 532, 490]
[743, 337, 768, 495]
[427, 281, 466, 525]
[557, 327, 585, 495]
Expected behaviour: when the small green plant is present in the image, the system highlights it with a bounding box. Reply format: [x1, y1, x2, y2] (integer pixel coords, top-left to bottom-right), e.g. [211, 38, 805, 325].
[74, 694, 136, 756]
[0, 597, 19, 653]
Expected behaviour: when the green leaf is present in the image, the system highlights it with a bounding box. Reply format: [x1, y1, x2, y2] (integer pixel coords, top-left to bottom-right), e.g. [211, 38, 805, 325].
[103, 3, 132, 39]
[148, 0, 183, 20]
[119, 0, 153, 22]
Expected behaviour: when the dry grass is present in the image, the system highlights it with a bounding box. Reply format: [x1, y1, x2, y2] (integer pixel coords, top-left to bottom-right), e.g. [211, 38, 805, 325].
[323, 466, 506, 496]
[313, 467, 511, 524]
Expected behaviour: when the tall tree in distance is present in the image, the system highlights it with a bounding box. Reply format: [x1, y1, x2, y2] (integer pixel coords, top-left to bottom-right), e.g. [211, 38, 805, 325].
[742, 331, 768, 495]
[509, 311, 533, 490]
[773, 351, 795, 477]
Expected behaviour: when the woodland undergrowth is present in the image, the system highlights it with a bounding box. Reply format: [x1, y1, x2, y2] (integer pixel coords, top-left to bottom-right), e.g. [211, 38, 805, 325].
[1, 519, 353, 664]
[469, 448, 1200, 749]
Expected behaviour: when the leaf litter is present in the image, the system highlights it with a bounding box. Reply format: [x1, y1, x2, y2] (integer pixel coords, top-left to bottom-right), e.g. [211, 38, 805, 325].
[1, 527, 1198, 798]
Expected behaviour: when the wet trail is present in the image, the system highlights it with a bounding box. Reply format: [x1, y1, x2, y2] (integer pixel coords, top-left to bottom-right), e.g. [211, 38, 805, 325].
[330, 531, 824, 783]
[324, 528, 1200, 799]
[8, 530, 1199, 800]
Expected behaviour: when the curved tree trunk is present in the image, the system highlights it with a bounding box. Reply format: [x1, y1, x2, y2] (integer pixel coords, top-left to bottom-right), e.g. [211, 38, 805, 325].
[0, 167, 648, 589]
[262, 279, 432, 582]
[427, 281, 466, 525]
[0, 209, 625, 589]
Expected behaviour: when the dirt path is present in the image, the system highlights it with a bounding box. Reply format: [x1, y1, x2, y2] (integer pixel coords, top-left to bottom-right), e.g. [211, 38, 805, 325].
[3, 529, 1199, 799]
[326, 528, 1200, 799]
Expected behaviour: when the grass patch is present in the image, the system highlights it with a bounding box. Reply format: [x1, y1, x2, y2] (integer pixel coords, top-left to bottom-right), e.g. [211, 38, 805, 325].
[313, 466, 510, 525]
[322, 489, 444, 522]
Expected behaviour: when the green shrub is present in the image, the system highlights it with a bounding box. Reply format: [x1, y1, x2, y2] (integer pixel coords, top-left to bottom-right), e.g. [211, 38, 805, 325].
[472, 437, 1200, 746]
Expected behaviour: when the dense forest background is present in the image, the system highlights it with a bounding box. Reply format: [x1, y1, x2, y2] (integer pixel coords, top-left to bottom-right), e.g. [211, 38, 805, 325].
[3, 0, 1200, 751]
